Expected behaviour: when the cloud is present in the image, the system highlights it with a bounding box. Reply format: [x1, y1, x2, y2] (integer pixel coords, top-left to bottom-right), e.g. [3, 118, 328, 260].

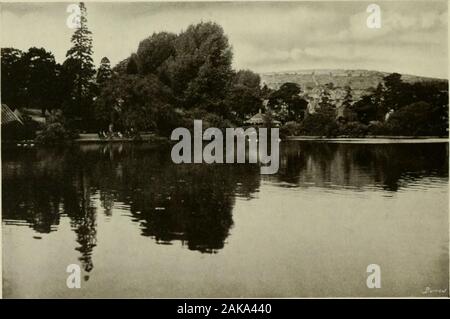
[338, 5, 447, 43]
[1, 1, 447, 78]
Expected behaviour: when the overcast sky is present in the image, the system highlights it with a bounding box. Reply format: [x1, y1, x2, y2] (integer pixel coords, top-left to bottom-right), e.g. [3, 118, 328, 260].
[1, 1, 448, 78]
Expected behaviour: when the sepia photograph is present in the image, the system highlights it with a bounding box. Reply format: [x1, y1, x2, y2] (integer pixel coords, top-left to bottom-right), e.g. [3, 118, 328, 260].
[1, 0, 449, 300]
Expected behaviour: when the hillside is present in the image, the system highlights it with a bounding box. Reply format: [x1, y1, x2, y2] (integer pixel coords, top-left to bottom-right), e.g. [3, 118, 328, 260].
[260, 69, 447, 92]
[261, 69, 448, 116]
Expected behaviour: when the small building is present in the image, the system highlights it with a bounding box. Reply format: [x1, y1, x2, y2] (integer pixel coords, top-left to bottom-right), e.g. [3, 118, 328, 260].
[1, 104, 23, 126]
[2, 104, 42, 141]
[245, 109, 281, 127]
[2, 104, 25, 141]
[245, 111, 265, 125]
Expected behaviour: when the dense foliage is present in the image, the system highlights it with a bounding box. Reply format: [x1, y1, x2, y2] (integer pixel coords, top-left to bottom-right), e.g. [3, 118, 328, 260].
[280, 73, 448, 137]
[1, 3, 448, 141]
[95, 21, 262, 136]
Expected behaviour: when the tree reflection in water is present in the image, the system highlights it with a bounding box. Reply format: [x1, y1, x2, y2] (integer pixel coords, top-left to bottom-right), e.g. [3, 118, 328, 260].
[1, 143, 261, 273]
[275, 141, 448, 192]
[2, 141, 448, 275]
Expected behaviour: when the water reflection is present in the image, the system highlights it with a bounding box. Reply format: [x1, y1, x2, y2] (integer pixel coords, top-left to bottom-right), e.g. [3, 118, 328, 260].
[2, 142, 448, 278]
[275, 142, 448, 192]
[2, 143, 262, 274]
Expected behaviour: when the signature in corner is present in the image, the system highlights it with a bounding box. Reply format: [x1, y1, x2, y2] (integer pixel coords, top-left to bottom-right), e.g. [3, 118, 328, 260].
[422, 287, 448, 295]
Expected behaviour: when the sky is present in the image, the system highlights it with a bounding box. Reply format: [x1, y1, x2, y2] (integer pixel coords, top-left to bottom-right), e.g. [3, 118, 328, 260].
[0, 1, 448, 78]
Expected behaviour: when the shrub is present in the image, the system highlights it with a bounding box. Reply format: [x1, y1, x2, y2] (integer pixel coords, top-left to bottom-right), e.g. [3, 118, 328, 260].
[203, 113, 234, 129]
[298, 108, 339, 137]
[35, 122, 77, 145]
[280, 121, 301, 137]
[338, 121, 368, 137]
[367, 121, 388, 136]
[386, 101, 440, 136]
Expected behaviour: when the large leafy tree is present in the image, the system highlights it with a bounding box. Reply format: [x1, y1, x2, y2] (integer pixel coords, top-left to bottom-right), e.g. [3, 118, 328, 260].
[299, 106, 338, 137]
[352, 95, 378, 124]
[382, 73, 403, 111]
[1, 48, 25, 108]
[269, 82, 308, 122]
[166, 22, 234, 110]
[223, 70, 262, 121]
[21, 47, 60, 112]
[225, 86, 260, 122]
[234, 69, 261, 89]
[94, 73, 174, 133]
[97, 21, 265, 131]
[387, 101, 437, 136]
[136, 32, 176, 76]
[117, 22, 236, 116]
[1, 47, 62, 112]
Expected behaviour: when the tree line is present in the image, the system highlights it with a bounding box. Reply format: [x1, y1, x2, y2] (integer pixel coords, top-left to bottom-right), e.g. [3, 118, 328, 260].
[1, 2, 448, 142]
[2, 3, 264, 142]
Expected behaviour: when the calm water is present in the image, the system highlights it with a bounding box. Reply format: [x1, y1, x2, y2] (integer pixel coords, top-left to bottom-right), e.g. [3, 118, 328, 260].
[2, 141, 449, 298]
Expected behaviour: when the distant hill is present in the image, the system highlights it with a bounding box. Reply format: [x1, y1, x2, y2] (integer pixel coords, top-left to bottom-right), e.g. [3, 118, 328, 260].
[261, 69, 448, 115]
[260, 69, 447, 91]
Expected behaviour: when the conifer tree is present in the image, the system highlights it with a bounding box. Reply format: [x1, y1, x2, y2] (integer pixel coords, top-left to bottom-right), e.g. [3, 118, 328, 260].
[63, 2, 96, 126]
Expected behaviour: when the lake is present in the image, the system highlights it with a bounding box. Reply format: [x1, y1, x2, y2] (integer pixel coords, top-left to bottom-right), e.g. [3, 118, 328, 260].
[2, 141, 449, 297]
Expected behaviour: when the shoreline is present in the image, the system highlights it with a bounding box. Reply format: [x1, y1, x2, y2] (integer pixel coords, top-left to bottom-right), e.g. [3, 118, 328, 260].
[74, 133, 162, 143]
[286, 136, 449, 143]
[3, 135, 449, 147]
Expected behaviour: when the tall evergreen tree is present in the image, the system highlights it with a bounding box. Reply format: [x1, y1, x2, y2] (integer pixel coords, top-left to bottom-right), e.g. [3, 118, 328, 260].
[63, 2, 96, 127]
[341, 85, 355, 120]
